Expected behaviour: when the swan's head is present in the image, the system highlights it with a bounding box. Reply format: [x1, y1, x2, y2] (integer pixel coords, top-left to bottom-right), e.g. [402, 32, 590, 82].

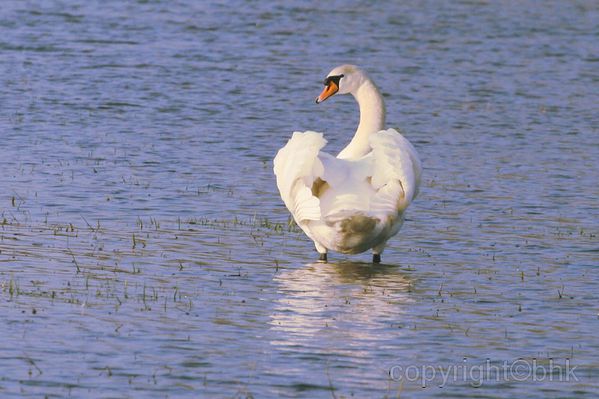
[315, 64, 367, 103]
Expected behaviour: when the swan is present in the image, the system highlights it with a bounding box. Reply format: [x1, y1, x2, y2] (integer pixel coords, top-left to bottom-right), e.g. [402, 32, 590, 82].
[273, 65, 422, 263]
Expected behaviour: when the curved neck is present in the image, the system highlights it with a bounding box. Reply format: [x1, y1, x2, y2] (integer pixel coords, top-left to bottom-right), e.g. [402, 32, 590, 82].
[337, 80, 385, 159]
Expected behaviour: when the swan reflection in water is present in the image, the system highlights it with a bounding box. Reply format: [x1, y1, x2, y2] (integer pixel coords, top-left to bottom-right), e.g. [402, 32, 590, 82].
[269, 261, 414, 355]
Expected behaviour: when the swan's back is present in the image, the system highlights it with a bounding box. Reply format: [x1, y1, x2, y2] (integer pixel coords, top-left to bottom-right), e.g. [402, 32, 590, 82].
[274, 128, 421, 255]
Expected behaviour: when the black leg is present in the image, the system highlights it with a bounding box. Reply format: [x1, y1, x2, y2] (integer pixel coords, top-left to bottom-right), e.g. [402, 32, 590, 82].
[372, 254, 381, 264]
[318, 253, 328, 263]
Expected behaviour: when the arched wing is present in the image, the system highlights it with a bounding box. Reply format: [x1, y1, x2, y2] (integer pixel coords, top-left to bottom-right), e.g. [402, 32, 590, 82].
[369, 129, 422, 216]
[273, 131, 327, 223]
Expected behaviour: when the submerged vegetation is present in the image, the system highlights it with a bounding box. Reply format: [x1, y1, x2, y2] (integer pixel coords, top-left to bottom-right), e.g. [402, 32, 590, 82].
[0, 212, 302, 313]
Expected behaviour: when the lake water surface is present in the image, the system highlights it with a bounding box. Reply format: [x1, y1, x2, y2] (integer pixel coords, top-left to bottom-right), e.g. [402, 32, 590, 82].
[1, 1, 598, 398]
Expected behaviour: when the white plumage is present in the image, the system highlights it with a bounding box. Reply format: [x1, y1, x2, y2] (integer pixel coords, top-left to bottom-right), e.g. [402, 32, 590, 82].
[273, 65, 422, 263]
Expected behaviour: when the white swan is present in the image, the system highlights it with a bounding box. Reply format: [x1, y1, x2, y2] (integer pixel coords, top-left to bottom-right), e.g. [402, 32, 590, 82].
[273, 65, 422, 263]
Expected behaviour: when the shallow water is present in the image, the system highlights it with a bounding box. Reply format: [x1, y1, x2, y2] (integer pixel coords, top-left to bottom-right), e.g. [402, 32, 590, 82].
[1, 0, 598, 397]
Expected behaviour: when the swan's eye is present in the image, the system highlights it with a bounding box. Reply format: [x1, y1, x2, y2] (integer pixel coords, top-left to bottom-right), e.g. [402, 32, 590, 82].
[323, 74, 344, 86]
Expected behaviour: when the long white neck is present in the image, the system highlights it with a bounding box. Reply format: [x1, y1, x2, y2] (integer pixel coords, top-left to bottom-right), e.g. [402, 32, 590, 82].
[337, 79, 385, 159]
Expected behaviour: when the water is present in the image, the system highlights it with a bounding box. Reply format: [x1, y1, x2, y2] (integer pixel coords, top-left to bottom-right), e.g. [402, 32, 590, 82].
[1, 0, 598, 397]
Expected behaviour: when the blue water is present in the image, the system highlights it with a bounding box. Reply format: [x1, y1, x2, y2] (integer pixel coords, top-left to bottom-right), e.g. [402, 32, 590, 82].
[1, 1, 598, 398]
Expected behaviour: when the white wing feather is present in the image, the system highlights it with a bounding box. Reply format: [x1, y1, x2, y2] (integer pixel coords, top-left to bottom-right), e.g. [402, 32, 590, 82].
[273, 131, 326, 223]
[369, 129, 422, 215]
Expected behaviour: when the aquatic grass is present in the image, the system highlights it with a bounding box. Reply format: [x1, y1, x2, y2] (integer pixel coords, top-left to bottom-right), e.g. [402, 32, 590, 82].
[1, 216, 275, 314]
[2, 204, 595, 398]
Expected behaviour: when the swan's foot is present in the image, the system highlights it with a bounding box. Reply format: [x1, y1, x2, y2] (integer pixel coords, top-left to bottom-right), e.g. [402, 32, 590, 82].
[314, 242, 327, 263]
[372, 242, 386, 264]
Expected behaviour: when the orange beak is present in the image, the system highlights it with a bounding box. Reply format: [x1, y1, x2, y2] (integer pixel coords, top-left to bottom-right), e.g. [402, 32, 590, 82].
[315, 81, 339, 103]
